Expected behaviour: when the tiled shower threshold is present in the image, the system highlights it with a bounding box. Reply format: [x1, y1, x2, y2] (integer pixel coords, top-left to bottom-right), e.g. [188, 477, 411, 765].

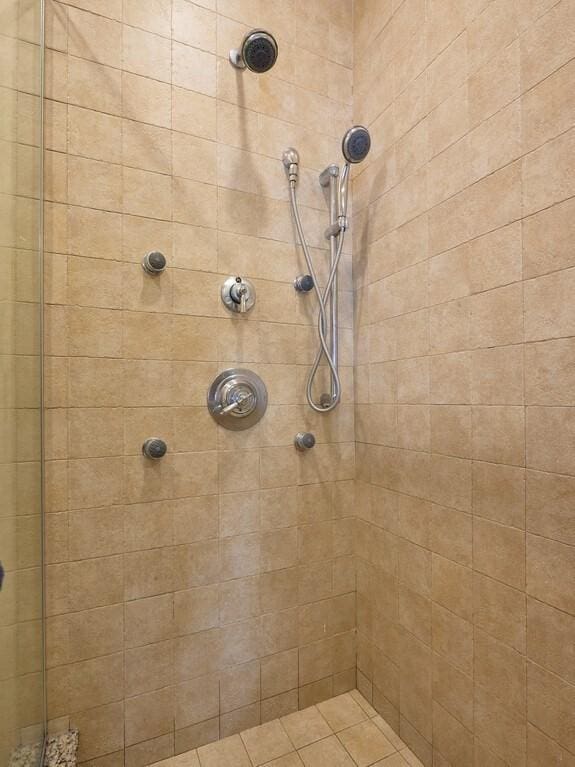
[150, 691, 423, 767]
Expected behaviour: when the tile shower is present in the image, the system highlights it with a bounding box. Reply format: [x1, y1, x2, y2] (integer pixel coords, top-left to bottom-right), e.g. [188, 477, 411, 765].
[42, 1, 356, 764]
[1, 0, 573, 766]
[353, 1, 575, 764]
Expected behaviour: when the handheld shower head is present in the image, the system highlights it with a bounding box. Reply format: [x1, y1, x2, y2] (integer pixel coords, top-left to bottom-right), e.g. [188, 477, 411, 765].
[342, 125, 371, 164]
[229, 30, 279, 73]
[339, 126, 371, 229]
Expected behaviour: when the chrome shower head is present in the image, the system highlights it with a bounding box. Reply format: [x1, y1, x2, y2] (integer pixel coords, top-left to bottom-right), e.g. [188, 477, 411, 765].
[342, 125, 371, 164]
[338, 127, 371, 230]
[229, 29, 279, 73]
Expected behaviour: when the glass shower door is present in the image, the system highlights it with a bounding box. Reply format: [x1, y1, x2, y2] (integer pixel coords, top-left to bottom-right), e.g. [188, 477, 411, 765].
[0, 0, 45, 765]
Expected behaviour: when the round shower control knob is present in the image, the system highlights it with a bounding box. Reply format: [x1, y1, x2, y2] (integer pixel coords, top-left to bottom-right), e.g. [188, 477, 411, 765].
[142, 438, 168, 460]
[294, 274, 314, 293]
[142, 251, 167, 274]
[208, 369, 268, 431]
[295, 432, 316, 451]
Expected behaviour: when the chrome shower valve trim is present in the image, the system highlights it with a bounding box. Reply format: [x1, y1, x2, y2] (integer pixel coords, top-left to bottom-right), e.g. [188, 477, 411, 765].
[208, 369, 268, 431]
[221, 276, 256, 314]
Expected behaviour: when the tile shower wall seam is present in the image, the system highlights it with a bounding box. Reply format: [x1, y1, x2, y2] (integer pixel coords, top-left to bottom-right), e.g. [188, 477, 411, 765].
[48, 4, 351, 134]
[352, 62, 574, 238]
[352, 135, 571, 266]
[0, 0, 46, 753]
[520, 136, 527, 767]
[51, 3, 350, 71]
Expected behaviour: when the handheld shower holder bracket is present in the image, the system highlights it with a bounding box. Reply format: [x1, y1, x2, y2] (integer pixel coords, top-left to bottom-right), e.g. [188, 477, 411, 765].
[324, 222, 343, 239]
[319, 164, 339, 188]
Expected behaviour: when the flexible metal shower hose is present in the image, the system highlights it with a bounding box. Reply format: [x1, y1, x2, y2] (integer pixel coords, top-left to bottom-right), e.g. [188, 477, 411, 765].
[289, 182, 346, 413]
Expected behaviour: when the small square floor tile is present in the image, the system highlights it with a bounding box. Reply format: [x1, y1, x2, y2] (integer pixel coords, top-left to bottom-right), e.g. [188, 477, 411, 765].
[373, 754, 410, 766]
[373, 716, 406, 750]
[350, 689, 378, 718]
[399, 748, 425, 767]
[241, 720, 294, 766]
[317, 693, 367, 732]
[337, 720, 396, 767]
[298, 735, 355, 767]
[281, 706, 332, 749]
[197, 734, 251, 767]
[151, 754, 200, 767]
[263, 754, 304, 767]
[172, 692, 419, 767]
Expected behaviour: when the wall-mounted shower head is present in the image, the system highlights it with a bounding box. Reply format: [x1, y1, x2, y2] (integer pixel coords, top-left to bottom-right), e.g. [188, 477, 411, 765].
[229, 30, 278, 73]
[342, 125, 371, 164]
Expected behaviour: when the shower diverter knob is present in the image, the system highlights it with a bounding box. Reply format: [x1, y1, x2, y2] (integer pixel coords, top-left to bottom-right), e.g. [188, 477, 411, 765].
[221, 276, 256, 314]
[208, 369, 268, 431]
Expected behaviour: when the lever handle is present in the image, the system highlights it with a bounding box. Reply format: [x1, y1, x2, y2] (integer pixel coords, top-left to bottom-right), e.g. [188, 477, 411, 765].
[217, 391, 254, 415]
[231, 278, 249, 313]
[239, 283, 247, 314]
[222, 276, 256, 314]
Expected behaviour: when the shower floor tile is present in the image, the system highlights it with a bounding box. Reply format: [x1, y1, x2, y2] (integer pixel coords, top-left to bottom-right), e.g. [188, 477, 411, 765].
[149, 691, 424, 767]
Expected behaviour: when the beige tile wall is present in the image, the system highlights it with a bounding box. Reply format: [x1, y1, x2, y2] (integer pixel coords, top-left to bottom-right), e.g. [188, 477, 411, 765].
[43, 1, 356, 764]
[0, 0, 45, 761]
[353, 0, 575, 765]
